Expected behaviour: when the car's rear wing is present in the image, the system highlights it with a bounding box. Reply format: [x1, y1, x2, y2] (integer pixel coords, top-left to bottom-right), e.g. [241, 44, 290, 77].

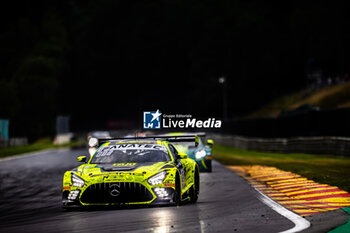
[88, 135, 199, 148]
[188, 132, 206, 137]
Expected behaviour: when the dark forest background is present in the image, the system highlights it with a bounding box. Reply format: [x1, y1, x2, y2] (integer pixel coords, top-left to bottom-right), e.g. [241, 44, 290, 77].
[1, 0, 349, 140]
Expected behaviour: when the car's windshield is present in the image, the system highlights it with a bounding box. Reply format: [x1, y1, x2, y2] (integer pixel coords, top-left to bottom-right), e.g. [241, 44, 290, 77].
[90, 143, 170, 164]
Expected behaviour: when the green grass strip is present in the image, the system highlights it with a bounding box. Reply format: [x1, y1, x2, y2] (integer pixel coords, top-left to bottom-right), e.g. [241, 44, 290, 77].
[328, 207, 350, 233]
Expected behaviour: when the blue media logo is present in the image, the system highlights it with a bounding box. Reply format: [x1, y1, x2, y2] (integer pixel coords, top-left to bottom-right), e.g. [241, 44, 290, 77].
[143, 110, 162, 129]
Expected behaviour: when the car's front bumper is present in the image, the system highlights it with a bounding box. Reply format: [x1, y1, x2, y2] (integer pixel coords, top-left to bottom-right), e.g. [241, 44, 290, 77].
[62, 183, 176, 208]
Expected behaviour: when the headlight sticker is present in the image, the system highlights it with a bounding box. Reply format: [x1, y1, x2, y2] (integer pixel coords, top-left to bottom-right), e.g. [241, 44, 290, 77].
[71, 174, 85, 188]
[148, 171, 167, 185]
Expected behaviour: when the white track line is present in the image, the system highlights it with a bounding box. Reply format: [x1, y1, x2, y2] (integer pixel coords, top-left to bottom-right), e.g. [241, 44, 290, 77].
[253, 186, 311, 233]
[227, 164, 310, 232]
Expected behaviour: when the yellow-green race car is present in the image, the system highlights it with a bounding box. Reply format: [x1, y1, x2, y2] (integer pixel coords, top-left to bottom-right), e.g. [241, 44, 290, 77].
[62, 136, 200, 208]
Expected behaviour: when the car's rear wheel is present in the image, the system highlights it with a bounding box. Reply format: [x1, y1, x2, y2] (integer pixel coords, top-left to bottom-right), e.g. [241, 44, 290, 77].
[190, 168, 200, 203]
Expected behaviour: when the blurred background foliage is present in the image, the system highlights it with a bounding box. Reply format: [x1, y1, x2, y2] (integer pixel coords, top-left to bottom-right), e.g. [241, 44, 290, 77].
[0, 0, 349, 140]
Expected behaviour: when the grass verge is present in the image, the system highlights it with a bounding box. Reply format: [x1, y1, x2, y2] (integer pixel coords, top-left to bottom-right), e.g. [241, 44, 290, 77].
[248, 81, 350, 118]
[214, 144, 350, 192]
[0, 139, 84, 159]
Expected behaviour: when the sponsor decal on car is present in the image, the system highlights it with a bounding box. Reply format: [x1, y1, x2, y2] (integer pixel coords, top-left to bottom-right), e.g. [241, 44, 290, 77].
[113, 163, 137, 166]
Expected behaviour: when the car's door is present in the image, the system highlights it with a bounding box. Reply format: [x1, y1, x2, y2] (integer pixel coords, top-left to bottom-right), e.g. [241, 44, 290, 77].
[168, 143, 188, 189]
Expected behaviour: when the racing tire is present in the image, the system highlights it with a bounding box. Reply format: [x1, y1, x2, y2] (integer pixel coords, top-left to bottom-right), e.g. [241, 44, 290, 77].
[190, 168, 200, 203]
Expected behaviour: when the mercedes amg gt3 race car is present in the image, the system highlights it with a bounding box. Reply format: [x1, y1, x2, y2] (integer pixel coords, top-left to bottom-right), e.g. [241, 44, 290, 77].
[62, 136, 200, 208]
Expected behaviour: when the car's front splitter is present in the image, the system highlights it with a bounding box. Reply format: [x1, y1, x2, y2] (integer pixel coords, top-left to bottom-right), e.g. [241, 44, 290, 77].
[62, 187, 176, 208]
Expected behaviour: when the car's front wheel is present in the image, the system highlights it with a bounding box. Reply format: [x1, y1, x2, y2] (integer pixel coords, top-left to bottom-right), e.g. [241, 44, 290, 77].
[190, 168, 200, 203]
[173, 175, 181, 206]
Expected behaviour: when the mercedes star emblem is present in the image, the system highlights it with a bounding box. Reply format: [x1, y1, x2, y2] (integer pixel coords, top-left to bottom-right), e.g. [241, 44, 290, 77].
[109, 184, 120, 197]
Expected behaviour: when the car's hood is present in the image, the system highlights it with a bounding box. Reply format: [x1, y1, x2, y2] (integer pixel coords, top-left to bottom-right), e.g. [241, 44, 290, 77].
[76, 161, 171, 177]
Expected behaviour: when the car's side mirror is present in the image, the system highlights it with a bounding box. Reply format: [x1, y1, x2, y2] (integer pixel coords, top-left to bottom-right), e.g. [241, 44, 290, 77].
[207, 139, 214, 146]
[77, 156, 87, 163]
[177, 152, 188, 159]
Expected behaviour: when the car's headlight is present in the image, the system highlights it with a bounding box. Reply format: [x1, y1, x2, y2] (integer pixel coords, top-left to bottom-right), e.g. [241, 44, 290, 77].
[195, 150, 206, 159]
[88, 137, 98, 147]
[154, 187, 169, 198]
[71, 174, 85, 187]
[148, 171, 167, 185]
[68, 190, 80, 200]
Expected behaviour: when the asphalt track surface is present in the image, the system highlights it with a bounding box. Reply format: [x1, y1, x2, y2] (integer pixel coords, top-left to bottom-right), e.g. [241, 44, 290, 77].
[0, 148, 296, 233]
